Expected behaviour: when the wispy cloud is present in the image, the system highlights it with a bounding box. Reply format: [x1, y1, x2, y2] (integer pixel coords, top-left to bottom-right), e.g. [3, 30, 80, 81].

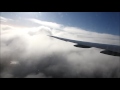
[28, 18, 63, 29]
[27, 18, 120, 45]
[0, 16, 13, 22]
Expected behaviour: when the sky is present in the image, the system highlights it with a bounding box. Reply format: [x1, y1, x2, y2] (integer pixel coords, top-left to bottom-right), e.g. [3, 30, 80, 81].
[0, 12, 120, 78]
[1, 12, 120, 35]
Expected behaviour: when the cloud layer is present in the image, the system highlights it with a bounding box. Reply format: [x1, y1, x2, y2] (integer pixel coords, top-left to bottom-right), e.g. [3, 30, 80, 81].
[0, 17, 120, 78]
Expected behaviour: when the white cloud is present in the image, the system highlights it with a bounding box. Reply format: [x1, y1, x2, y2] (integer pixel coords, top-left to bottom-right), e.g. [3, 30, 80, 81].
[0, 17, 120, 78]
[28, 18, 63, 29]
[27, 18, 120, 45]
[1, 24, 15, 30]
[0, 16, 13, 22]
[10, 61, 19, 65]
[62, 26, 120, 45]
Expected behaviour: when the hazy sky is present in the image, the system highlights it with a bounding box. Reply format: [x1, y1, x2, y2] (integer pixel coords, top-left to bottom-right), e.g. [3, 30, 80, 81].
[1, 12, 120, 35]
[0, 12, 120, 78]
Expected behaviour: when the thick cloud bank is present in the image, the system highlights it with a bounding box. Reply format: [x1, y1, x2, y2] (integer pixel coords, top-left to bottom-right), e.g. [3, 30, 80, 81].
[0, 18, 120, 78]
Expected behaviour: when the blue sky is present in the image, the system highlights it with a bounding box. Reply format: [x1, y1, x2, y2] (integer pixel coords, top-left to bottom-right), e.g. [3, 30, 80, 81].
[1, 12, 120, 35]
